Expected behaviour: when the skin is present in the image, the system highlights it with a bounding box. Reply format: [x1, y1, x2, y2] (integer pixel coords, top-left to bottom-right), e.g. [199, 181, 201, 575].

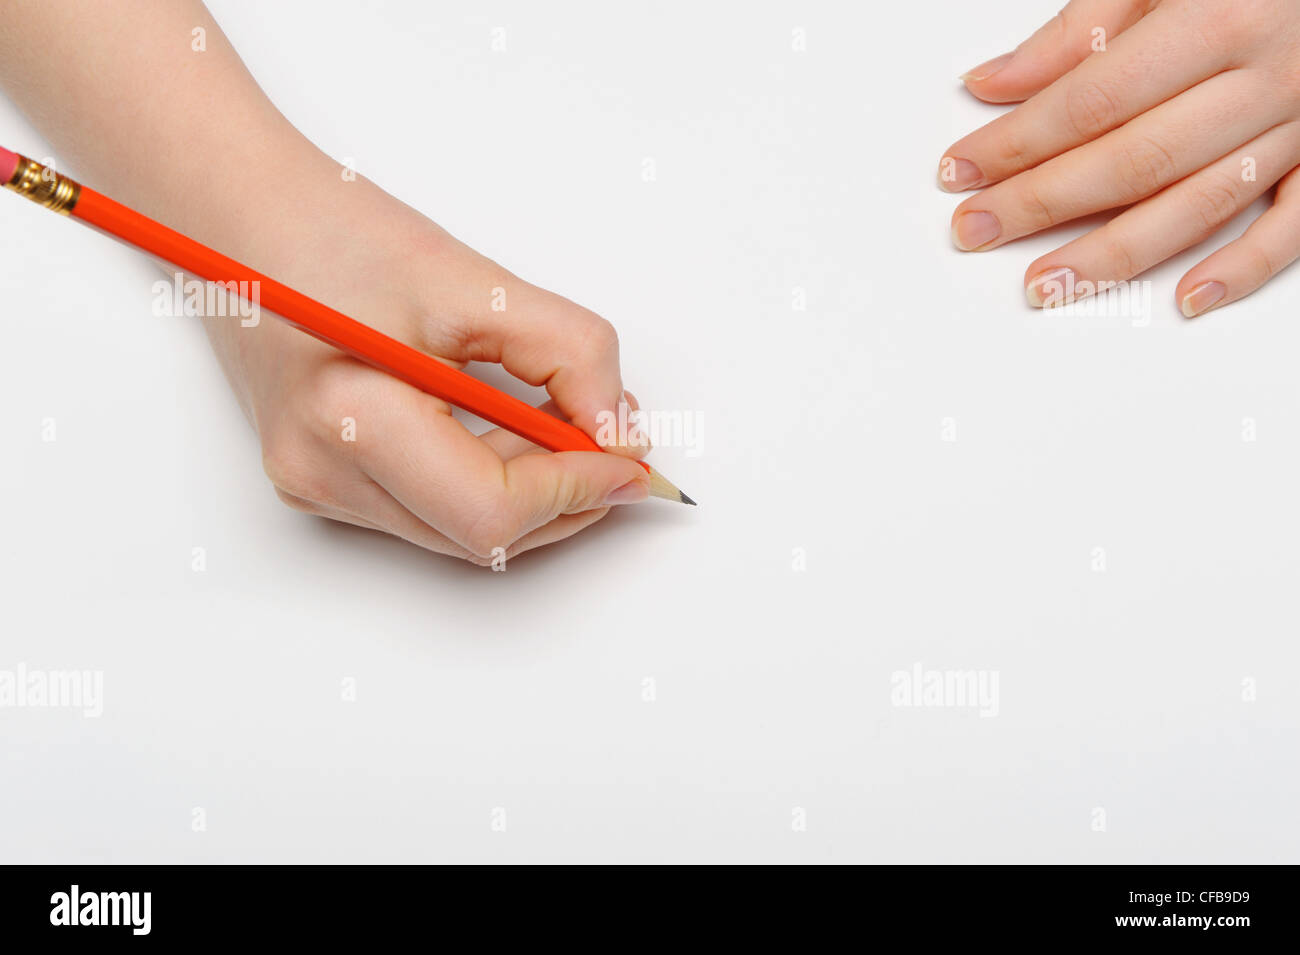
[940, 0, 1300, 317]
[0, 0, 653, 565]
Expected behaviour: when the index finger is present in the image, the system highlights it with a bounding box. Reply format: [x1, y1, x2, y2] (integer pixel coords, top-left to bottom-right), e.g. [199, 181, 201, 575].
[959, 0, 1154, 105]
[940, 0, 1227, 192]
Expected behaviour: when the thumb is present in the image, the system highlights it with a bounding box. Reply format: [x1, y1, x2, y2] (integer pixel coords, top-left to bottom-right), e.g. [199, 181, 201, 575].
[504, 450, 651, 534]
[959, 0, 1154, 104]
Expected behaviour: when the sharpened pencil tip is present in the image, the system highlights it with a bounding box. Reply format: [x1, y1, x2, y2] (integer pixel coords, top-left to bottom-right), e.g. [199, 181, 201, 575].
[645, 466, 696, 507]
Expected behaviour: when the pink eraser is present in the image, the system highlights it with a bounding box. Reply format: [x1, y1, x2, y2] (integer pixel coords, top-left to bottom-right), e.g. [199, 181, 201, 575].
[0, 146, 17, 184]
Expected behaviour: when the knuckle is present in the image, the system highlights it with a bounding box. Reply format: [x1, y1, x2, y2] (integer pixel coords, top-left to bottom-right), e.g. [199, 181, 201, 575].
[577, 313, 620, 360]
[991, 126, 1033, 173]
[553, 473, 591, 516]
[459, 502, 513, 560]
[1064, 80, 1120, 141]
[1098, 226, 1139, 280]
[261, 436, 328, 505]
[1188, 174, 1242, 235]
[1190, 4, 1250, 56]
[261, 441, 303, 494]
[1016, 179, 1059, 231]
[1044, 11, 1069, 45]
[272, 486, 321, 515]
[1117, 137, 1177, 200]
[304, 361, 363, 439]
[1248, 245, 1278, 284]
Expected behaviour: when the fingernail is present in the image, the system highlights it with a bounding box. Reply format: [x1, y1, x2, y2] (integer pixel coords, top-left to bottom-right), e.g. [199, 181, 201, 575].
[951, 211, 1001, 251]
[960, 52, 1014, 83]
[1181, 281, 1226, 318]
[937, 157, 983, 192]
[1025, 267, 1077, 308]
[603, 479, 649, 506]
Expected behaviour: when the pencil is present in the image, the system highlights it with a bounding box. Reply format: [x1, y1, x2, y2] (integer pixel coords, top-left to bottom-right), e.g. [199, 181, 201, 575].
[0, 146, 694, 505]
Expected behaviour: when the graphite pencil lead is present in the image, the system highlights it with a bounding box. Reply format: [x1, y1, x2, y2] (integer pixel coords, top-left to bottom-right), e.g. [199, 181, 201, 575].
[646, 466, 695, 506]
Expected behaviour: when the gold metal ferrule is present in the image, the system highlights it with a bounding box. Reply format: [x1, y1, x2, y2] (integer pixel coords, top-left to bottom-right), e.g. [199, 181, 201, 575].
[4, 154, 81, 215]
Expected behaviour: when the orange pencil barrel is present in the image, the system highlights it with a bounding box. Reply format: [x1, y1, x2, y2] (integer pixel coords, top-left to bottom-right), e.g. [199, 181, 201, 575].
[72, 186, 612, 458]
[2, 147, 636, 465]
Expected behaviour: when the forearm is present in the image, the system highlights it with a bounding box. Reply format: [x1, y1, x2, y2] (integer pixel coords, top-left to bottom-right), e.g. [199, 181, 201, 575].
[0, 0, 467, 422]
[0, 0, 346, 272]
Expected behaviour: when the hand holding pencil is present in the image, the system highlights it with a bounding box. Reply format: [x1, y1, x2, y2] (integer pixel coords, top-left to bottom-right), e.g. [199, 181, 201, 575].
[0, 0, 690, 565]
